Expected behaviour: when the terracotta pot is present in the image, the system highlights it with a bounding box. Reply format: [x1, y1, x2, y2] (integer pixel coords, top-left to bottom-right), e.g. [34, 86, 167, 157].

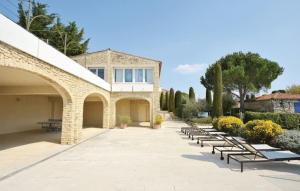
[120, 123, 127, 129]
[153, 124, 161, 129]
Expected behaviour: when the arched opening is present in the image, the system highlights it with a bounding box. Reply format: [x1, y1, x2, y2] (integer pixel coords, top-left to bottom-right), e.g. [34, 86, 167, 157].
[83, 94, 105, 128]
[0, 66, 70, 149]
[116, 98, 150, 127]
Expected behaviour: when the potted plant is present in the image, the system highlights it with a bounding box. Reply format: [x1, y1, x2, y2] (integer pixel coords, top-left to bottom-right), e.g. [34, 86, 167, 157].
[154, 114, 163, 129]
[119, 115, 131, 129]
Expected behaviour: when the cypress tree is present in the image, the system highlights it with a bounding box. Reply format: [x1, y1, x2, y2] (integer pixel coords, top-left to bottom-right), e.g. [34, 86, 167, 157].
[169, 88, 175, 112]
[206, 88, 212, 107]
[175, 91, 183, 117]
[175, 91, 182, 109]
[165, 91, 169, 111]
[206, 88, 212, 115]
[213, 63, 223, 117]
[189, 87, 196, 102]
[160, 92, 164, 110]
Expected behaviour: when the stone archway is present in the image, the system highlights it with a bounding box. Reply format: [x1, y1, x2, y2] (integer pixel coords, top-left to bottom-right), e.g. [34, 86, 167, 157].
[114, 97, 152, 128]
[82, 93, 109, 129]
[0, 66, 74, 144]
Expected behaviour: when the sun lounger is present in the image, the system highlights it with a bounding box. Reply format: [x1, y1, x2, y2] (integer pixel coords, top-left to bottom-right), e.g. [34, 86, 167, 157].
[227, 137, 300, 172]
[212, 136, 280, 160]
[196, 131, 228, 146]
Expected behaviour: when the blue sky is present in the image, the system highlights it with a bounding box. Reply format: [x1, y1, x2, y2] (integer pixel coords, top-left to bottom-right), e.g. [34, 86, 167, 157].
[1, 0, 300, 98]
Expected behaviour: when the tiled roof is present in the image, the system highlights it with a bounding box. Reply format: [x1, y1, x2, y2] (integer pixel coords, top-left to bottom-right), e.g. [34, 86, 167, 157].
[256, 93, 300, 101]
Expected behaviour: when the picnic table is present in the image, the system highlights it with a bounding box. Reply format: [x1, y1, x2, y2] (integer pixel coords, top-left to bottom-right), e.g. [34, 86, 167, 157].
[38, 119, 62, 132]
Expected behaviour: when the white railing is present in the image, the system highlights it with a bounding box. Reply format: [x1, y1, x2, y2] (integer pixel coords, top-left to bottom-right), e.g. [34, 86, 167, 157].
[0, 14, 110, 91]
[112, 83, 153, 92]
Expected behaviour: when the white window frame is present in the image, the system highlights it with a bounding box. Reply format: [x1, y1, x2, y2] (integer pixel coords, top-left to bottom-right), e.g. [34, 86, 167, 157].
[88, 67, 105, 80]
[113, 67, 154, 84]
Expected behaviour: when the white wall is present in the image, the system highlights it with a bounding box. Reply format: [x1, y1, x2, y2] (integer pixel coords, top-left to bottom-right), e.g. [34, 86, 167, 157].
[0, 95, 62, 134]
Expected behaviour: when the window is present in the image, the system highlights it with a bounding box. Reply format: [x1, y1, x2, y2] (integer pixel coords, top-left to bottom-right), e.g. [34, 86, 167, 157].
[88, 67, 105, 80]
[145, 69, 153, 83]
[135, 69, 144, 82]
[125, 69, 133, 82]
[114, 69, 123, 82]
[113, 68, 154, 83]
[97, 69, 104, 79]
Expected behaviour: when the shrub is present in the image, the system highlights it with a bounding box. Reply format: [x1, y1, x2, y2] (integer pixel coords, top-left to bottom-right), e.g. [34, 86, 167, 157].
[244, 111, 281, 124]
[191, 117, 212, 124]
[245, 111, 300, 130]
[118, 115, 131, 125]
[275, 130, 300, 153]
[181, 102, 200, 120]
[155, 114, 163, 125]
[216, 116, 243, 135]
[212, 117, 219, 129]
[280, 114, 300, 130]
[241, 120, 283, 144]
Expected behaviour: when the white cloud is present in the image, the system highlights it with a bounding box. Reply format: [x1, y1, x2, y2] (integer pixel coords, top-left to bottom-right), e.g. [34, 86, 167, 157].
[174, 64, 207, 74]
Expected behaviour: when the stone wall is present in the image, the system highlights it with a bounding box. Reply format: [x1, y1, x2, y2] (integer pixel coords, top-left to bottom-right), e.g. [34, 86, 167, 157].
[272, 100, 297, 113]
[245, 99, 299, 113]
[0, 42, 110, 144]
[244, 100, 274, 112]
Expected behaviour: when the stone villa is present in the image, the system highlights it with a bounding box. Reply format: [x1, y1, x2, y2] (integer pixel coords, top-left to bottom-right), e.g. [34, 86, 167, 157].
[0, 14, 161, 144]
[245, 92, 300, 113]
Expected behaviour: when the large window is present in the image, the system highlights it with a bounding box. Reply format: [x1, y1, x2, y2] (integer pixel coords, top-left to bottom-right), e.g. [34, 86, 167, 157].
[145, 69, 153, 83]
[113, 68, 153, 83]
[114, 69, 123, 82]
[88, 67, 105, 80]
[125, 69, 133, 82]
[135, 69, 144, 82]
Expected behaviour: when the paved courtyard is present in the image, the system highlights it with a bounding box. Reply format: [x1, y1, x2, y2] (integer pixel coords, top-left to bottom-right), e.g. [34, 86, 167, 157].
[0, 120, 299, 191]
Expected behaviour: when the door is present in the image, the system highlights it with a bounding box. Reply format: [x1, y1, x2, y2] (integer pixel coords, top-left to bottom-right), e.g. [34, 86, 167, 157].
[294, 102, 300, 113]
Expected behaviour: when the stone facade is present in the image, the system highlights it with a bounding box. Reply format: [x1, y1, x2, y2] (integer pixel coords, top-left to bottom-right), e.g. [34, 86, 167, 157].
[0, 43, 161, 144]
[72, 49, 161, 127]
[245, 99, 299, 113]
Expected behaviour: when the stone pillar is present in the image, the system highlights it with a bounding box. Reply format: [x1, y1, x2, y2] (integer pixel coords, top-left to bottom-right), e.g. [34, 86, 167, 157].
[110, 100, 116, 128]
[102, 101, 110, 128]
[61, 98, 75, 144]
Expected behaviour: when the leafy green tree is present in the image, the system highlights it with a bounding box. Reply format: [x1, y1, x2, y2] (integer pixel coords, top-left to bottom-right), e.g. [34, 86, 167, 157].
[182, 102, 200, 120]
[49, 20, 89, 56]
[165, 91, 169, 111]
[213, 63, 223, 117]
[201, 52, 283, 113]
[222, 92, 235, 115]
[18, 0, 89, 56]
[189, 87, 196, 102]
[169, 88, 175, 112]
[160, 92, 164, 110]
[18, 0, 56, 39]
[286, 85, 300, 94]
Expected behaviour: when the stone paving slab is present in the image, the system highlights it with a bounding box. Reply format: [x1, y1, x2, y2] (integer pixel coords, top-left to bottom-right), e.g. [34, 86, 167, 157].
[0, 121, 299, 191]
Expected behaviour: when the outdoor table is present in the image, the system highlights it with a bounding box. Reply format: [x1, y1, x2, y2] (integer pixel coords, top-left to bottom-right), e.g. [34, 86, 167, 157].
[37, 120, 62, 132]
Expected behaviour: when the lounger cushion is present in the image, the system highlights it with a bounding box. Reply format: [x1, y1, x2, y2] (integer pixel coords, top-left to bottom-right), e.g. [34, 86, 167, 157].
[260, 150, 300, 160]
[252, 144, 279, 151]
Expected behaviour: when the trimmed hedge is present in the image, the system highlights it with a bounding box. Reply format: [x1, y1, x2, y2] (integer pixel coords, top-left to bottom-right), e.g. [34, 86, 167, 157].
[244, 111, 300, 130]
[191, 117, 212, 124]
